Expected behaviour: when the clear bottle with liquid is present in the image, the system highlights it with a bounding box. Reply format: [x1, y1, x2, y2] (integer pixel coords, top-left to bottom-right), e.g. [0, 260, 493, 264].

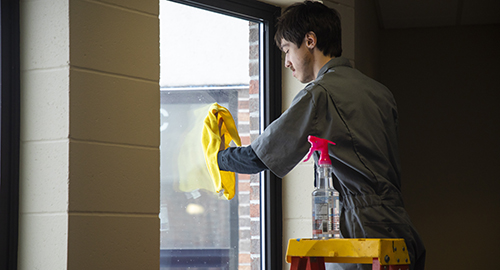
[312, 164, 340, 239]
[305, 135, 340, 239]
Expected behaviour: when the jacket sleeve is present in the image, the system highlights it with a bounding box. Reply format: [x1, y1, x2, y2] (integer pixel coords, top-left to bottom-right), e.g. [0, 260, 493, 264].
[217, 146, 268, 174]
[251, 87, 318, 177]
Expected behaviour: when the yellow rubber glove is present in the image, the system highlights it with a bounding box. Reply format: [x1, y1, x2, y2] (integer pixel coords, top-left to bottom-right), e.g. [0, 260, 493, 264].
[202, 103, 241, 200]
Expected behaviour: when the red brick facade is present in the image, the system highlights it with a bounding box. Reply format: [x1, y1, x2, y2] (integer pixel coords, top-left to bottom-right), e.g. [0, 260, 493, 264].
[237, 21, 261, 270]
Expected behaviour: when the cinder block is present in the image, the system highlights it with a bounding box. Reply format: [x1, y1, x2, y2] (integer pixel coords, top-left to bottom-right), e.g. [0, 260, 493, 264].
[68, 140, 159, 214]
[95, 0, 159, 15]
[17, 213, 68, 270]
[70, 0, 159, 80]
[20, 0, 69, 70]
[69, 69, 159, 147]
[19, 141, 69, 214]
[67, 213, 159, 270]
[282, 164, 314, 219]
[20, 68, 69, 142]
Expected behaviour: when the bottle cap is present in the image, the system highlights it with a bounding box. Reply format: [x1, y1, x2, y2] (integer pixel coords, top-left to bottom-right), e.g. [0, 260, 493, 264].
[304, 135, 336, 165]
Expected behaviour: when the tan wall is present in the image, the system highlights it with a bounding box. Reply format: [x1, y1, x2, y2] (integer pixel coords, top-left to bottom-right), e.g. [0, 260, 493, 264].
[380, 24, 500, 269]
[18, 0, 159, 269]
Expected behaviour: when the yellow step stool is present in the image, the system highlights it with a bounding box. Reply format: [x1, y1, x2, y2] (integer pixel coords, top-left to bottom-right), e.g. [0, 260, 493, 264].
[286, 238, 410, 270]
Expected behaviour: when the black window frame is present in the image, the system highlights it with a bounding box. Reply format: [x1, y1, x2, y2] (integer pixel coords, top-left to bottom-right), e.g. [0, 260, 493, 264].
[0, 0, 21, 270]
[162, 0, 282, 269]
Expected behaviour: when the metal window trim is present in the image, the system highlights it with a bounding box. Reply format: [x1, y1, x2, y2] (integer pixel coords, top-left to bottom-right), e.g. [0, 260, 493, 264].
[160, 248, 231, 268]
[0, 0, 21, 269]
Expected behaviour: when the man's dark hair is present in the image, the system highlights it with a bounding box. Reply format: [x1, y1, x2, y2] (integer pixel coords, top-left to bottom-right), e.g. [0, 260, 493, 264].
[275, 0, 342, 57]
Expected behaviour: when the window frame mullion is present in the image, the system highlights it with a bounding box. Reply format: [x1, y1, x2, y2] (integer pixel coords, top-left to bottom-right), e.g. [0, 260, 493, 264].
[0, 0, 21, 269]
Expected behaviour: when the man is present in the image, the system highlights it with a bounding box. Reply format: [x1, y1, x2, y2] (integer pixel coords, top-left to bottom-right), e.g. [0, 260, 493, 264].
[217, 1, 426, 269]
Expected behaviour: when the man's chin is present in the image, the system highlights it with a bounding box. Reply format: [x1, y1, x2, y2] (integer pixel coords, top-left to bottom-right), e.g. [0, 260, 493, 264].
[298, 77, 313, 84]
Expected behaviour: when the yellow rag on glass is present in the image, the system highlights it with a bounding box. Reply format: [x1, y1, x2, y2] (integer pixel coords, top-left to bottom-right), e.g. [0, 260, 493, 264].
[202, 103, 241, 200]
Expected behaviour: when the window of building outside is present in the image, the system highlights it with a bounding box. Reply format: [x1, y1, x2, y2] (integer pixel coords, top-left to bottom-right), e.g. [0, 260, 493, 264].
[159, 0, 281, 269]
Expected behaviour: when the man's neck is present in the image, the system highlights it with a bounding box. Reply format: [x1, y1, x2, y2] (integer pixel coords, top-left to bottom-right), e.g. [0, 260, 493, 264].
[313, 50, 334, 80]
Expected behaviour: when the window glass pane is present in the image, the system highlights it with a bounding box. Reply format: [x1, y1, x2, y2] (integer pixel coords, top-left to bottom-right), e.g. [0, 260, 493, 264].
[159, 1, 262, 269]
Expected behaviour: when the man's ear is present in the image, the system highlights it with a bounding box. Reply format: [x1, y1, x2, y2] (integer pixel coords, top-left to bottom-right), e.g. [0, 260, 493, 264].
[304, 31, 317, 49]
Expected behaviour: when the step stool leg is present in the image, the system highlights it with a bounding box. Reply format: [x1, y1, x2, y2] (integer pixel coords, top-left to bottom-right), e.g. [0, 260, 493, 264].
[290, 257, 308, 270]
[372, 258, 381, 270]
[306, 257, 325, 270]
[290, 257, 326, 270]
[372, 258, 410, 270]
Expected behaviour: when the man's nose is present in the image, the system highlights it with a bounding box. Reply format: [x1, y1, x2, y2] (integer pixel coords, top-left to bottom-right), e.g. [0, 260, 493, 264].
[284, 57, 291, 68]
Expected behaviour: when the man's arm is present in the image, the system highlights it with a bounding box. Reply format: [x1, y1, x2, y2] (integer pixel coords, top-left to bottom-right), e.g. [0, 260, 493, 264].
[218, 146, 268, 174]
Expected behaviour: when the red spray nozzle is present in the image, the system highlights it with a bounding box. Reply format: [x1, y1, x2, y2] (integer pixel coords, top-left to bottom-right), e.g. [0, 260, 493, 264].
[304, 135, 336, 165]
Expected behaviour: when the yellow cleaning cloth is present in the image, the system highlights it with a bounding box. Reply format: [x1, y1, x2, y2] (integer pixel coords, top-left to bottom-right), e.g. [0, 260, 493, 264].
[202, 103, 241, 200]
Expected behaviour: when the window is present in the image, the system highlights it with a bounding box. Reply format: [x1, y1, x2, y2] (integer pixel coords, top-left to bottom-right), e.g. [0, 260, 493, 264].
[159, 0, 281, 269]
[0, 0, 21, 269]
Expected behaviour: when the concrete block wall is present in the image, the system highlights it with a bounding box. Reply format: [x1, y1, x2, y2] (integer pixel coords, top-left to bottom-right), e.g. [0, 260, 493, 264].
[18, 0, 160, 269]
[280, 0, 355, 269]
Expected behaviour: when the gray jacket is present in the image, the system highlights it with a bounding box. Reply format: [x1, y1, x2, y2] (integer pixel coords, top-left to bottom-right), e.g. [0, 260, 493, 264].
[251, 57, 426, 270]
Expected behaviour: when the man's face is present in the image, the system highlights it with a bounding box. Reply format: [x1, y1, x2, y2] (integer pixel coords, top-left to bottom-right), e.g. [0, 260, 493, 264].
[281, 38, 315, 83]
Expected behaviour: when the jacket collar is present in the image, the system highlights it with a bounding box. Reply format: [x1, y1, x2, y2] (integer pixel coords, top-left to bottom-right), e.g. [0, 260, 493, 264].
[317, 57, 352, 78]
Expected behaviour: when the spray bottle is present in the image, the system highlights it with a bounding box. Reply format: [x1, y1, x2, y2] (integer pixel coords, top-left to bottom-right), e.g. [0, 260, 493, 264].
[304, 135, 340, 239]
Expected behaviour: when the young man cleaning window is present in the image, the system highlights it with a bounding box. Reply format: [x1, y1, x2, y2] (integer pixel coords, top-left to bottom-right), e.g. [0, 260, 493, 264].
[217, 1, 426, 269]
